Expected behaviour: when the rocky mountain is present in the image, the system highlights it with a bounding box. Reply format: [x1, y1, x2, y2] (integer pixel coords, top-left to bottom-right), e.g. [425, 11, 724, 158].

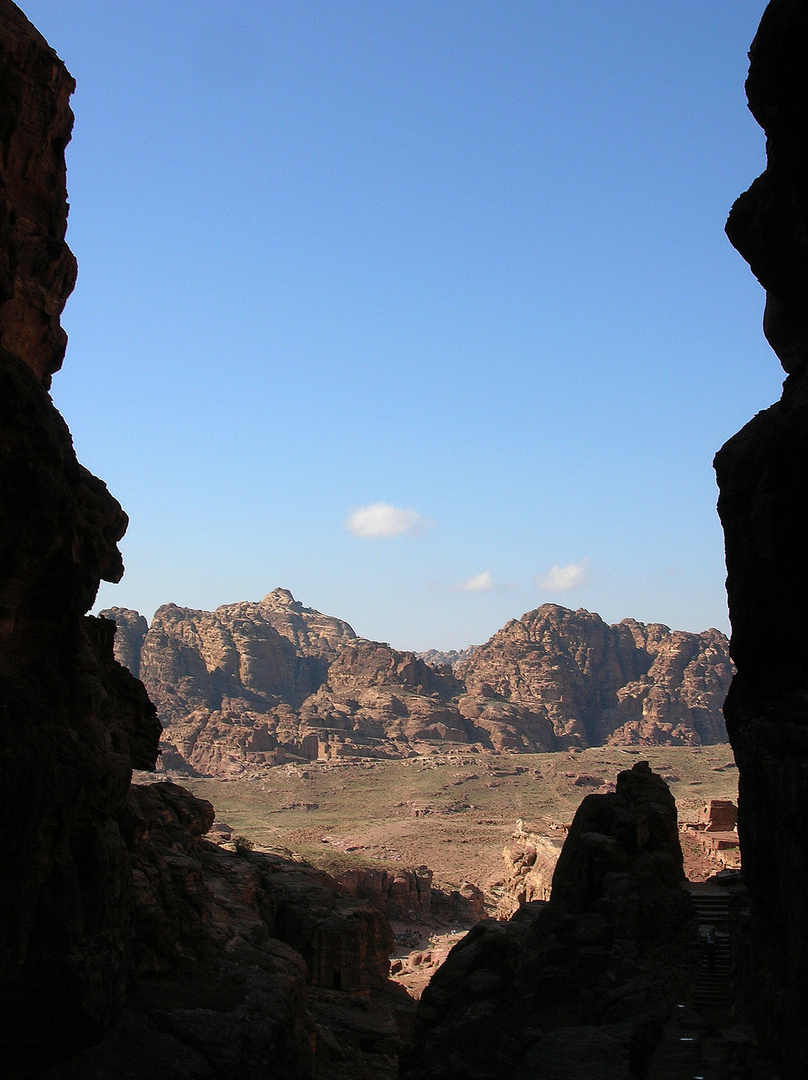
[102, 595, 732, 776]
[417, 646, 476, 670]
[458, 605, 732, 748]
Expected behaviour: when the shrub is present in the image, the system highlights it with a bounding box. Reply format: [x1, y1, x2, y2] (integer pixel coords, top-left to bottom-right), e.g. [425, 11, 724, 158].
[234, 835, 254, 856]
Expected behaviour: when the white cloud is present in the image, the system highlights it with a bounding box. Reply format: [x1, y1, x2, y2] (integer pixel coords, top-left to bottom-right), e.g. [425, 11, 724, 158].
[537, 558, 590, 593]
[455, 570, 495, 592]
[344, 502, 429, 539]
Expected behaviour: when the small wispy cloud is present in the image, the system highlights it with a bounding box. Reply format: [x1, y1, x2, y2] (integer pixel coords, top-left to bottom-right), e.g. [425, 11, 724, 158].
[344, 502, 430, 539]
[536, 558, 590, 593]
[455, 570, 495, 592]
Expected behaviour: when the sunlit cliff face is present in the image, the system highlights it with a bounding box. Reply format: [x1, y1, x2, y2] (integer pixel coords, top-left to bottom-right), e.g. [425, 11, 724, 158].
[725, 0, 808, 376]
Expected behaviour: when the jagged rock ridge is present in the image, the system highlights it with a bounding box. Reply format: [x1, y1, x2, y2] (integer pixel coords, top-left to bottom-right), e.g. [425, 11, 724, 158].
[104, 594, 732, 776]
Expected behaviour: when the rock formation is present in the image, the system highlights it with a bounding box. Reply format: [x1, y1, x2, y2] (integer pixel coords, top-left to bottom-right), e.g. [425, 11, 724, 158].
[0, 5, 161, 1074]
[399, 763, 698, 1079]
[104, 596, 732, 775]
[0, 2, 76, 386]
[458, 604, 732, 749]
[715, 1, 808, 1075]
[0, 11, 410, 1079]
[51, 782, 409, 1080]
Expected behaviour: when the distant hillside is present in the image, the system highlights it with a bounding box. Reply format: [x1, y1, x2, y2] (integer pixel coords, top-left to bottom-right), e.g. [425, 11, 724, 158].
[417, 647, 477, 670]
[104, 590, 732, 777]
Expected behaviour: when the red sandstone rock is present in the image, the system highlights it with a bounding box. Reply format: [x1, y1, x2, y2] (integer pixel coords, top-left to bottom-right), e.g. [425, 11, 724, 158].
[0, 2, 77, 386]
[106, 596, 731, 775]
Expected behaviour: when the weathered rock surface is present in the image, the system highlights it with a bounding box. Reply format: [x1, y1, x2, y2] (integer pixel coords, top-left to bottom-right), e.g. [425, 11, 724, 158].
[0, 1, 77, 387]
[497, 825, 563, 917]
[716, 2, 808, 1076]
[417, 647, 476, 670]
[399, 763, 699, 1080]
[0, 6, 162, 1074]
[106, 596, 731, 775]
[458, 605, 732, 749]
[102, 606, 148, 678]
[49, 781, 408, 1080]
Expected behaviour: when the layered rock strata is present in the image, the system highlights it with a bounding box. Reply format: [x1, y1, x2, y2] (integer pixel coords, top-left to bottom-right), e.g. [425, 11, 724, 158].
[105, 596, 732, 775]
[715, 1, 808, 1075]
[399, 763, 698, 1080]
[0, 5, 162, 1073]
[458, 605, 731, 749]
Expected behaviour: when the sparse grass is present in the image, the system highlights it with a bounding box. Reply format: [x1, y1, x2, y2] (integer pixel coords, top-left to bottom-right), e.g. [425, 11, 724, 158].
[183, 745, 738, 890]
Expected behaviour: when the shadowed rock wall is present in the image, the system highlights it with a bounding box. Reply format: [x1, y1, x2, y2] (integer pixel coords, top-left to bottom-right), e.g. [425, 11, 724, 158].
[715, 1, 808, 1076]
[400, 763, 697, 1080]
[0, 4, 161, 1074]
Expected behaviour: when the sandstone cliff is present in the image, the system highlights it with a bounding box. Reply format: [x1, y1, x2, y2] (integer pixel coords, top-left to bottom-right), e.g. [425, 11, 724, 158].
[0, 5, 161, 1074]
[715, 1, 808, 1075]
[458, 604, 732, 749]
[105, 596, 731, 774]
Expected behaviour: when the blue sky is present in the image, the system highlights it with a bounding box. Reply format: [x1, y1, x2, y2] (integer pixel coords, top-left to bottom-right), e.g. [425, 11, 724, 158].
[24, 0, 779, 650]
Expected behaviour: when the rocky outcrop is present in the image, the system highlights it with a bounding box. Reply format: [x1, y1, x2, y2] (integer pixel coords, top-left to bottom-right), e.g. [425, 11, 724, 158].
[51, 781, 407, 1079]
[497, 826, 563, 917]
[400, 763, 698, 1080]
[106, 597, 731, 775]
[102, 606, 147, 678]
[417, 647, 476, 670]
[0, 2, 77, 387]
[331, 865, 434, 921]
[0, 5, 161, 1074]
[715, 2, 808, 1076]
[457, 605, 732, 748]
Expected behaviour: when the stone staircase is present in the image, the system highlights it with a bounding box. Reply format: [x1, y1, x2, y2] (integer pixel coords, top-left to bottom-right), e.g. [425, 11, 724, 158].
[646, 889, 736, 1080]
[689, 891, 733, 1009]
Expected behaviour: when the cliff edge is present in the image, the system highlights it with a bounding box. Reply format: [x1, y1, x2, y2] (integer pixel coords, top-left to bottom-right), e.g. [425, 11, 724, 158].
[715, 1, 808, 1076]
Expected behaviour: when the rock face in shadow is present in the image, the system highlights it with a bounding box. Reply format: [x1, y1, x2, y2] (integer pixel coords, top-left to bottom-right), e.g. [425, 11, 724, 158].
[399, 763, 697, 1080]
[105, 597, 732, 774]
[0, 5, 163, 1075]
[0, 2, 77, 387]
[715, 2, 808, 1076]
[50, 781, 407, 1080]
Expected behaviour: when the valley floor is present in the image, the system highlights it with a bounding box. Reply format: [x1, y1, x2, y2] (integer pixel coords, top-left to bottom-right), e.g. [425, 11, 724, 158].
[175, 744, 739, 893]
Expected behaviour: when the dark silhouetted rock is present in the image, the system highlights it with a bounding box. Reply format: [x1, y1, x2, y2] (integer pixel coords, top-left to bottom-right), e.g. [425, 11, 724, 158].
[399, 764, 698, 1080]
[716, 2, 808, 1076]
[52, 781, 405, 1080]
[0, 6, 161, 1074]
